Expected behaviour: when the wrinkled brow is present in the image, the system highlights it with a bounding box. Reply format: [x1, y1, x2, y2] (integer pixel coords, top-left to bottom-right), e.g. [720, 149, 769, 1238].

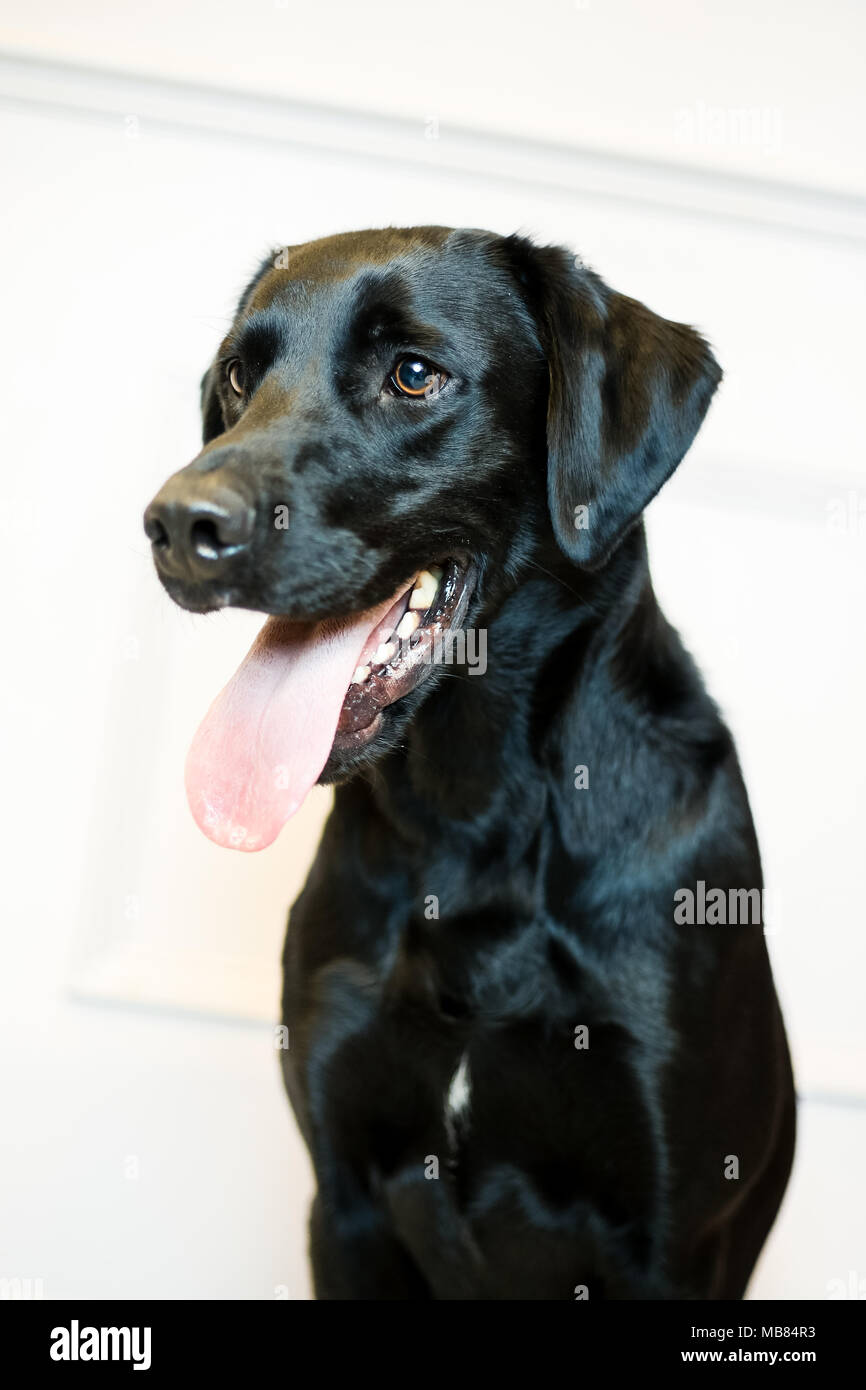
[225, 305, 292, 368]
[341, 269, 448, 357]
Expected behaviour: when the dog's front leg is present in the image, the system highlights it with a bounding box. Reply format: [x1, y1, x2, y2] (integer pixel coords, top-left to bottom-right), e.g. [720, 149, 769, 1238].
[307, 1192, 432, 1300]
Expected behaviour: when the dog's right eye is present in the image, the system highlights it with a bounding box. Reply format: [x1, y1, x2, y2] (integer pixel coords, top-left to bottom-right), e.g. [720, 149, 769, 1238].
[391, 357, 447, 398]
[227, 360, 246, 396]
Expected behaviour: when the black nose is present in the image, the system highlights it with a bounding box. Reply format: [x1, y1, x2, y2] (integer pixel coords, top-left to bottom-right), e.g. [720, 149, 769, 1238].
[144, 479, 255, 579]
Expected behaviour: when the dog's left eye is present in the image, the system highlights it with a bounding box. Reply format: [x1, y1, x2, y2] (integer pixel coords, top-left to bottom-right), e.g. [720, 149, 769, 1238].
[390, 358, 447, 398]
[226, 360, 246, 396]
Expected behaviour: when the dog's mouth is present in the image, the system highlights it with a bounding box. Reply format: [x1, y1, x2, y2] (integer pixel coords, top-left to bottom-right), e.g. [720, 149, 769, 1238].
[184, 558, 474, 852]
[334, 558, 473, 750]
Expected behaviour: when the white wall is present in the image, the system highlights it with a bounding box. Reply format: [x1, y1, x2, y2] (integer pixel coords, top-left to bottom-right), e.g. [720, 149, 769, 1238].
[2, 0, 864, 195]
[0, 1, 864, 1300]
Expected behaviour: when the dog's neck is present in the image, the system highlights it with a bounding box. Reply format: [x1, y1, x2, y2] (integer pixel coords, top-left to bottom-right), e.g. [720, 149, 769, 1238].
[350, 524, 656, 851]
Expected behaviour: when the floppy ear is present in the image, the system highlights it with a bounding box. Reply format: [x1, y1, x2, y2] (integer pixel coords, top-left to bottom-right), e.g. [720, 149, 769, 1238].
[200, 364, 225, 445]
[511, 239, 722, 569]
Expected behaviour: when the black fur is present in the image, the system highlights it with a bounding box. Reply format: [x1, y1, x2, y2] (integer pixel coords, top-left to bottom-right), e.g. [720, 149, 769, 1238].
[147, 226, 794, 1299]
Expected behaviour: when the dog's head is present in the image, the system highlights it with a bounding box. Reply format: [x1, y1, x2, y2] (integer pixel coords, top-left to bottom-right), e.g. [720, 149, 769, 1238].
[144, 226, 720, 850]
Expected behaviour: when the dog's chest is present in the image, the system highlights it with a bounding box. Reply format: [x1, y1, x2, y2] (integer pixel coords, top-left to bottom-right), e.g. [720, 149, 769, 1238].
[291, 893, 637, 1150]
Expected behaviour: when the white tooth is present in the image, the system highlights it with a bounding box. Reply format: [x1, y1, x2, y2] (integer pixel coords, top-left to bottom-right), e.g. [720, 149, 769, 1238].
[409, 568, 440, 610]
[396, 610, 421, 640]
[351, 665, 370, 683]
[373, 640, 398, 665]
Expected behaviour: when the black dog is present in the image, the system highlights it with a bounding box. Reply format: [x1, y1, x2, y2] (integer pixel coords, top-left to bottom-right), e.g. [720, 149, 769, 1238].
[145, 227, 795, 1299]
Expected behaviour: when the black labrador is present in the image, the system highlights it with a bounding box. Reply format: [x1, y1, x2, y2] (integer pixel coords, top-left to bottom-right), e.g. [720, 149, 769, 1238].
[145, 226, 795, 1299]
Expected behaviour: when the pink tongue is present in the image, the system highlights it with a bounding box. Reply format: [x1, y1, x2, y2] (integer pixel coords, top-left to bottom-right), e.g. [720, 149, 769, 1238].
[185, 588, 407, 852]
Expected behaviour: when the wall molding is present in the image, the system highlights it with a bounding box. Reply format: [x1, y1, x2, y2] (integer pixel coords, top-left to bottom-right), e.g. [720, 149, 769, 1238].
[2, 49, 865, 247]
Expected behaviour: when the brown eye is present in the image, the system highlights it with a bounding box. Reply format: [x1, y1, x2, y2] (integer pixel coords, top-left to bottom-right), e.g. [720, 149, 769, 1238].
[227, 360, 245, 396]
[391, 358, 447, 397]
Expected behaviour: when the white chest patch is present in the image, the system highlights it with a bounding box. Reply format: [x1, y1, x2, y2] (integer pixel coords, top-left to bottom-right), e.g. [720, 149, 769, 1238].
[445, 1052, 471, 1122]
